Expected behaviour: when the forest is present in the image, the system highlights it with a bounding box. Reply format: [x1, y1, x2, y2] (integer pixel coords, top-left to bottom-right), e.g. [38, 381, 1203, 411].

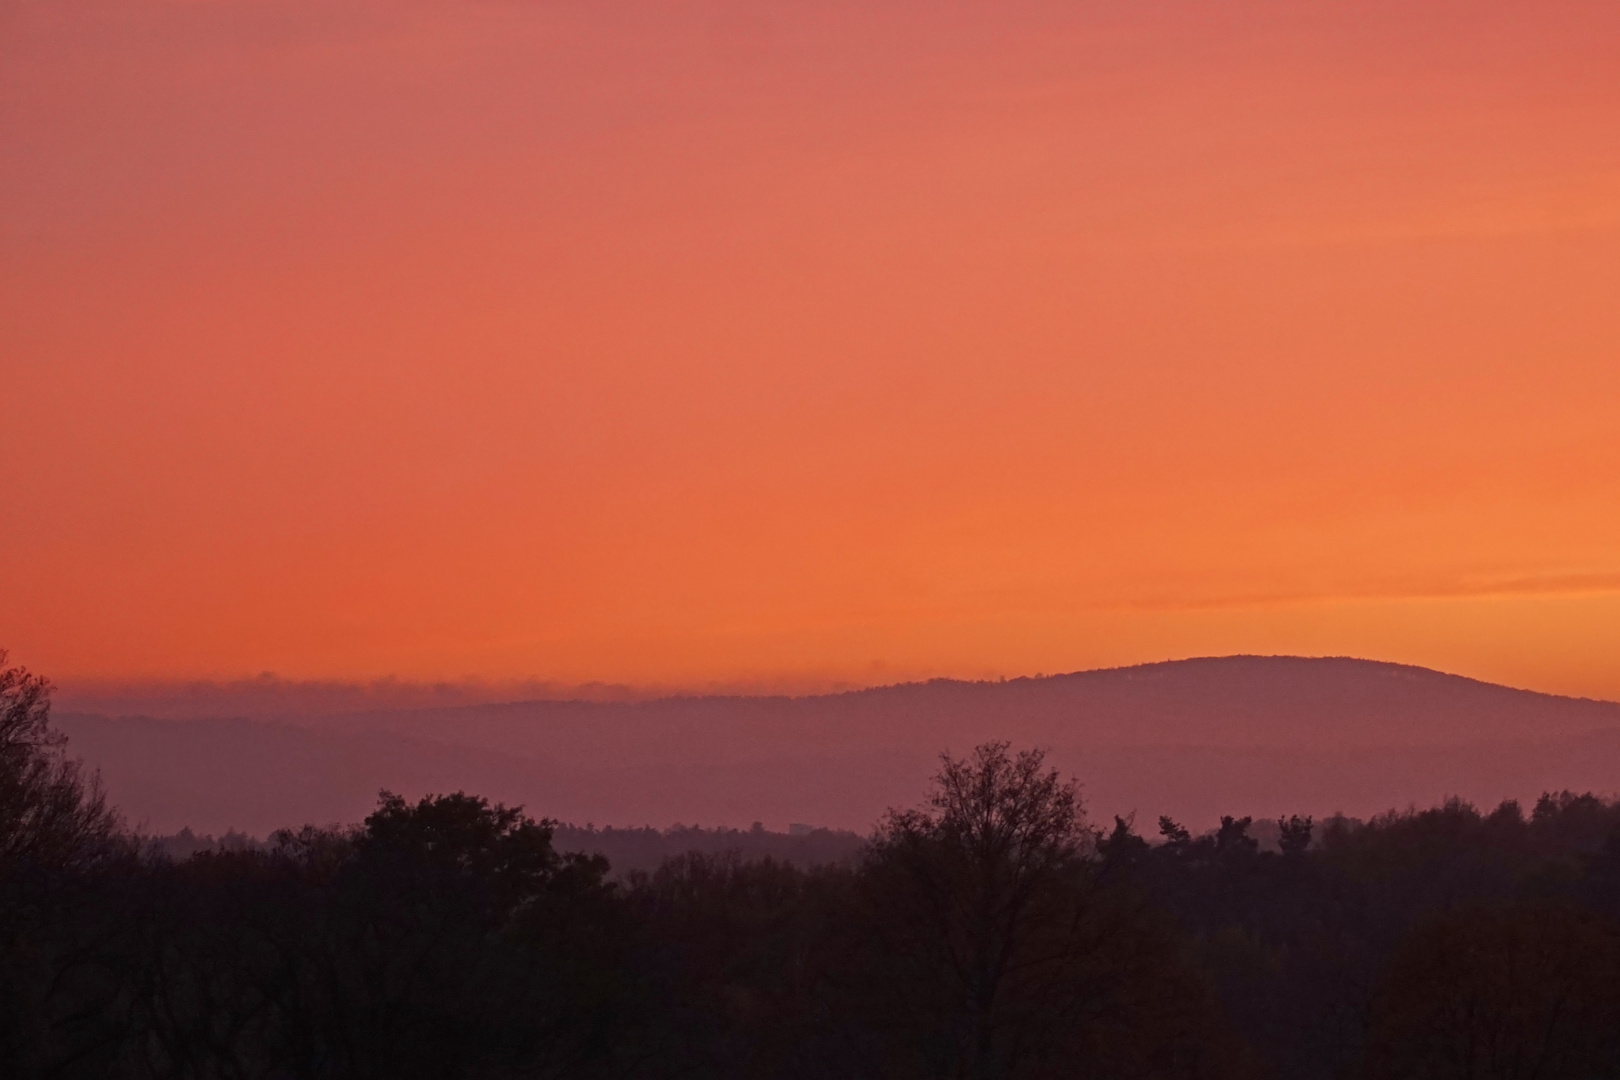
[6, 653, 1620, 1080]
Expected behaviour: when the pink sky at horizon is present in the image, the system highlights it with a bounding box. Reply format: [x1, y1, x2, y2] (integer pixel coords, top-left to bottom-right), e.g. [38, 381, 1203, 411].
[4, 1, 1620, 700]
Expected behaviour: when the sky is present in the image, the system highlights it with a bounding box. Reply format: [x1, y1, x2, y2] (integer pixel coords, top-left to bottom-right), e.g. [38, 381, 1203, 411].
[4, 0, 1620, 699]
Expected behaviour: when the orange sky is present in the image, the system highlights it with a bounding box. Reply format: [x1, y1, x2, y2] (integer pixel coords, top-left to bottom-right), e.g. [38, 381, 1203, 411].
[4, 0, 1620, 698]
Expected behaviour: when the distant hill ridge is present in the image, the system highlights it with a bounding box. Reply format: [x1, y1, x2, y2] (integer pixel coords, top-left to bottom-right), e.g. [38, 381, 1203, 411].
[55, 656, 1620, 837]
[311, 656, 1620, 761]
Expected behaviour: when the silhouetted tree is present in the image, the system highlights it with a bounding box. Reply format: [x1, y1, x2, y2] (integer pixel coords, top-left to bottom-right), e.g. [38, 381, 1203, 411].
[0, 651, 121, 875]
[287, 790, 627, 1079]
[1277, 815, 1313, 856]
[863, 743, 1230, 1080]
[1159, 816, 1193, 850]
[0, 651, 130, 1079]
[1098, 815, 1151, 876]
[1215, 816, 1258, 858]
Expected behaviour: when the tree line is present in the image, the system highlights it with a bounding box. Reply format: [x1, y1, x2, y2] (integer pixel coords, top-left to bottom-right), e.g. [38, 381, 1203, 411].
[5, 651, 1620, 1079]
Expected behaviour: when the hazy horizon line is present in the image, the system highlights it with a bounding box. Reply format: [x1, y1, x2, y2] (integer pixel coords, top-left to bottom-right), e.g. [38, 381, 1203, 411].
[49, 654, 1609, 721]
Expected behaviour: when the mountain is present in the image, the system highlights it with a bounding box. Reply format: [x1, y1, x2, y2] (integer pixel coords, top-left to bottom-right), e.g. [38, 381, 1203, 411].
[55, 656, 1620, 837]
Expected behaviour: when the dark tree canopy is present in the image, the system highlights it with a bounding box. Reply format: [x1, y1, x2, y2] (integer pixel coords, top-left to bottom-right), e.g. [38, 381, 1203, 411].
[1368, 903, 1620, 1080]
[6, 653, 1620, 1080]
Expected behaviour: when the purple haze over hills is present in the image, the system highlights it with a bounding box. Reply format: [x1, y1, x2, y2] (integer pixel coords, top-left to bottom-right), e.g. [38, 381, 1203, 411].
[53, 656, 1620, 838]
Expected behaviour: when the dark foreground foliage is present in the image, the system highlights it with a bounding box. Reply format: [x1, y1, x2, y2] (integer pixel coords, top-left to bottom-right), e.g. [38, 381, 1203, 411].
[6, 655, 1620, 1079]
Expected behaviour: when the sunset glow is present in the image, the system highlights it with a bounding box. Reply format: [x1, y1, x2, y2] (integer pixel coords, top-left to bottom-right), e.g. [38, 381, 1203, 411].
[5, 1, 1620, 696]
